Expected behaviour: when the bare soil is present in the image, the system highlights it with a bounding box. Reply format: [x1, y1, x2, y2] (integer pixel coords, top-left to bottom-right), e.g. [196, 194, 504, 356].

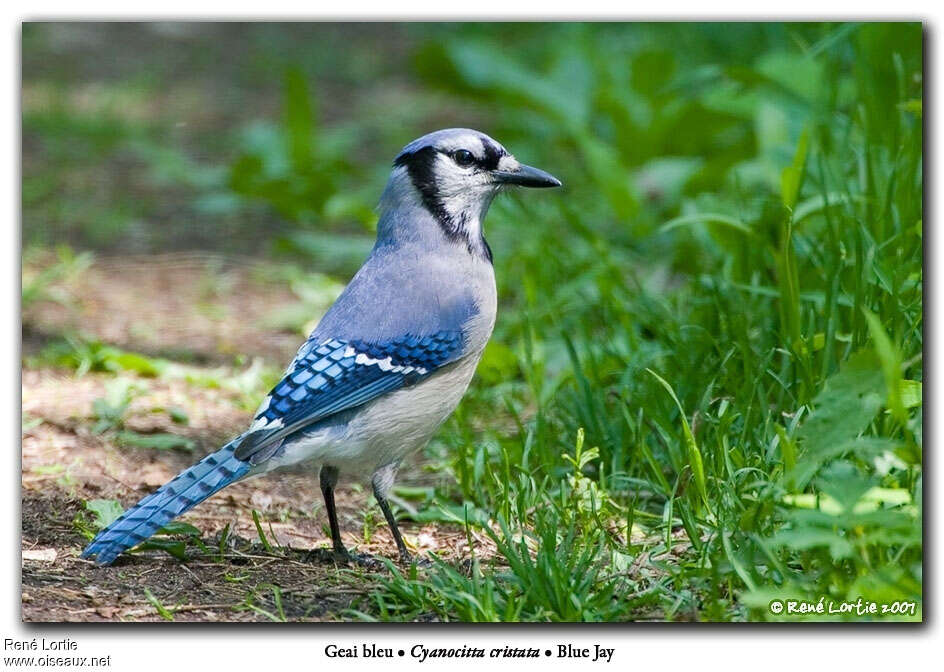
[23, 252, 306, 363]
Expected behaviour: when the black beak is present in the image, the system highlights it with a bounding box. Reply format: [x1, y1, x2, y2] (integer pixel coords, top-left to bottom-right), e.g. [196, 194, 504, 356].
[492, 163, 562, 188]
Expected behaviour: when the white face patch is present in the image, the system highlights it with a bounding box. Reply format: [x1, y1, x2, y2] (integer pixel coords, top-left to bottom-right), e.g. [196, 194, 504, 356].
[497, 154, 520, 171]
[433, 161, 494, 246]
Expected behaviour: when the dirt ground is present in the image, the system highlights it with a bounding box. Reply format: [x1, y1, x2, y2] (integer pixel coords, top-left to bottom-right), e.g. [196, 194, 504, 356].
[21, 254, 484, 622]
[24, 252, 308, 364]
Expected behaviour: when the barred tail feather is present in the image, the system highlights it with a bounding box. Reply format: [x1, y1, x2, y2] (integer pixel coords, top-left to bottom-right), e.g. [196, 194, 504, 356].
[81, 442, 251, 565]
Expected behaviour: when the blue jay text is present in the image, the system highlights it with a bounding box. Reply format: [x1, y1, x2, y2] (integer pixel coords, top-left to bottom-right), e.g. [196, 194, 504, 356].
[559, 644, 615, 663]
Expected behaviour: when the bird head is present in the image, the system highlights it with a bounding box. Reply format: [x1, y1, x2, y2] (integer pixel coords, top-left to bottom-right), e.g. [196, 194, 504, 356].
[379, 128, 561, 260]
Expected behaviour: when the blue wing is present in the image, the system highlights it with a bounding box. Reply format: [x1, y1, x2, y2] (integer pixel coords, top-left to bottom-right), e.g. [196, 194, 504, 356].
[234, 332, 464, 462]
[82, 331, 465, 565]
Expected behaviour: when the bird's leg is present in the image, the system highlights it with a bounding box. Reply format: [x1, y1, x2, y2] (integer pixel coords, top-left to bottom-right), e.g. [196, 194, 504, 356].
[371, 464, 413, 564]
[319, 465, 350, 561]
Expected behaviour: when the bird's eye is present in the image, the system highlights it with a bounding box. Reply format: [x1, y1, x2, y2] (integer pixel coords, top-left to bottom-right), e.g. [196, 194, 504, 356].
[452, 149, 475, 167]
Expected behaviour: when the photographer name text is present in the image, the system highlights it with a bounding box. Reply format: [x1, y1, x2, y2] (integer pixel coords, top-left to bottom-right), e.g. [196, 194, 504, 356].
[768, 597, 918, 617]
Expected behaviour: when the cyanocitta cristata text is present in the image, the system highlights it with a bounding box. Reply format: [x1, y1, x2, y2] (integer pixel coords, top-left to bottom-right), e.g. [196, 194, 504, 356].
[82, 128, 560, 565]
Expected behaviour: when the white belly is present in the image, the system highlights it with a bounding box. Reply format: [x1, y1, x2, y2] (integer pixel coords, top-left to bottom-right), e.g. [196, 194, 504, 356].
[255, 352, 482, 478]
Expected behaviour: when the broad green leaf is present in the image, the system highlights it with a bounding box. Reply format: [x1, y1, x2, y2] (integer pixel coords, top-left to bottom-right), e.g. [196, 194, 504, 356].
[816, 462, 873, 513]
[85, 499, 124, 530]
[772, 528, 854, 560]
[756, 51, 825, 102]
[795, 349, 885, 477]
[140, 539, 188, 562]
[442, 42, 588, 125]
[110, 351, 165, 377]
[790, 436, 898, 490]
[157, 521, 202, 537]
[116, 431, 196, 451]
[391, 485, 434, 501]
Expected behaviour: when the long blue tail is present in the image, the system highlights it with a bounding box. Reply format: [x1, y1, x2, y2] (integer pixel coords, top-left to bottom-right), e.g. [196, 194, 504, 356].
[81, 441, 251, 565]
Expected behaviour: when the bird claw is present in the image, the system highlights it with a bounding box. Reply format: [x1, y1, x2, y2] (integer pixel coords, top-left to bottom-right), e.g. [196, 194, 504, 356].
[303, 547, 386, 570]
[304, 546, 429, 570]
[398, 551, 432, 568]
[303, 547, 362, 566]
[347, 552, 386, 570]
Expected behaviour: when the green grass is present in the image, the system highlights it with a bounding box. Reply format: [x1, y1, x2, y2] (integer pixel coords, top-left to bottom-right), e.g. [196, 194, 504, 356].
[23, 22, 922, 621]
[374, 22, 923, 622]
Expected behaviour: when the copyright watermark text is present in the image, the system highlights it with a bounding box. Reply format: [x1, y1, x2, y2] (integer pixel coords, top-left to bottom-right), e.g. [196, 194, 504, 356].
[768, 597, 918, 617]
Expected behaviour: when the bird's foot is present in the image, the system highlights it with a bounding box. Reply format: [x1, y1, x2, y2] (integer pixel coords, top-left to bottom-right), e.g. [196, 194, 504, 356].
[392, 542, 434, 568]
[347, 552, 386, 571]
[304, 546, 428, 570]
[398, 551, 432, 568]
[304, 546, 357, 565]
[304, 546, 386, 570]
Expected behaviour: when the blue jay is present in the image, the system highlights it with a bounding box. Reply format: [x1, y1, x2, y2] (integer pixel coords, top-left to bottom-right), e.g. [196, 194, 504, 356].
[82, 128, 560, 566]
